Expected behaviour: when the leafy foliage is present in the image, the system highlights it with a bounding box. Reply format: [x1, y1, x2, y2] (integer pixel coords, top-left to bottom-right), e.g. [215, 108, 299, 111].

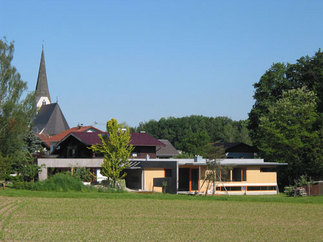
[32, 173, 85, 192]
[0, 154, 10, 180]
[249, 50, 323, 146]
[90, 118, 134, 188]
[133, 115, 251, 154]
[0, 38, 37, 181]
[72, 167, 93, 182]
[258, 87, 323, 186]
[201, 145, 229, 195]
[0, 38, 35, 158]
[249, 50, 323, 187]
[12, 181, 34, 190]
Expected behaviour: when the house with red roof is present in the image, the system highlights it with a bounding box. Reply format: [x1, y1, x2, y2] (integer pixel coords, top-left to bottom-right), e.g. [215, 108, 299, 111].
[52, 131, 164, 159]
[40, 125, 102, 151]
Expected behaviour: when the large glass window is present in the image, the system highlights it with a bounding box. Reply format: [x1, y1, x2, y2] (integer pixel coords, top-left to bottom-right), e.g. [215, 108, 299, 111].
[221, 169, 230, 181]
[191, 169, 199, 190]
[232, 168, 247, 181]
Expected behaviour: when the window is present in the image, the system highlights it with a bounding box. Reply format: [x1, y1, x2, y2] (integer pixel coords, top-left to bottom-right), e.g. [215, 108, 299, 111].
[247, 186, 276, 191]
[221, 169, 230, 181]
[218, 186, 241, 191]
[191, 168, 199, 190]
[232, 168, 241, 181]
[165, 169, 172, 178]
[260, 167, 276, 172]
[232, 168, 247, 181]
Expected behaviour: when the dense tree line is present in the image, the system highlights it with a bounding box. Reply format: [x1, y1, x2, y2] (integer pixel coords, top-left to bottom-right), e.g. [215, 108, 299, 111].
[249, 50, 323, 187]
[132, 115, 251, 154]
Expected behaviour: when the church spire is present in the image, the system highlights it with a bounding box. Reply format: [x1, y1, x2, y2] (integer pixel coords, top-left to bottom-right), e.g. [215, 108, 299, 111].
[35, 45, 51, 109]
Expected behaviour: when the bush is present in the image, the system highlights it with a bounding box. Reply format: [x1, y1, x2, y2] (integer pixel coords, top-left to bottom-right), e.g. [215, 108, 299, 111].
[73, 167, 93, 182]
[32, 173, 86, 192]
[284, 175, 311, 197]
[100, 179, 126, 190]
[12, 181, 34, 190]
[95, 185, 126, 193]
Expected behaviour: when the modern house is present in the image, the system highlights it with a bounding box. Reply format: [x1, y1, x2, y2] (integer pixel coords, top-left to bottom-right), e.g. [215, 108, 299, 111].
[38, 135, 287, 195]
[176, 158, 286, 195]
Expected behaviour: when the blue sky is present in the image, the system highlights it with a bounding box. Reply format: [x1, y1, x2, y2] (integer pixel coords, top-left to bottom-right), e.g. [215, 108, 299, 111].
[1, 1, 323, 130]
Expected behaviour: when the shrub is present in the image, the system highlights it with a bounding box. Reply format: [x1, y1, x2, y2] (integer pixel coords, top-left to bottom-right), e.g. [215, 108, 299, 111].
[32, 173, 86, 192]
[284, 175, 312, 197]
[12, 181, 34, 190]
[95, 185, 126, 193]
[73, 167, 93, 182]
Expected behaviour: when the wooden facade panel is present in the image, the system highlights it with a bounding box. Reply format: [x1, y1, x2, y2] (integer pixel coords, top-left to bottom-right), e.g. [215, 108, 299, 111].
[200, 166, 208, 193]
[144, 168, 165, 192]
[198, 166, 277, 193]
[246, 166, 277, 183]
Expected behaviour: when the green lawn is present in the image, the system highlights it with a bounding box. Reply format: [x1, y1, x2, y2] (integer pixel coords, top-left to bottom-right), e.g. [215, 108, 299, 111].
[0, 189, 322, 241]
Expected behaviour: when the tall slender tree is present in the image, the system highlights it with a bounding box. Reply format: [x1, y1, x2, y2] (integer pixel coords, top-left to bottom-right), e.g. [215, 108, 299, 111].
[90, 118, 134, 188]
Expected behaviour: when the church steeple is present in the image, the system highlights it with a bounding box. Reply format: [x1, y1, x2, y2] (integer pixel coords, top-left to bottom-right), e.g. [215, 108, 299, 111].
[35, 45, 51, 110]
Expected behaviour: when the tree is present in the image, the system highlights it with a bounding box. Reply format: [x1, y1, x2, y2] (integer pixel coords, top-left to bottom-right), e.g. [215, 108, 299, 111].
[89, 118, 134, 188]
[258, 87, 323, 186]
[248, 63, 291, 146]
[0, 38, 35, 159]
[249, 50, 323, 147]
[134, 115, 252, 154]
[200, 145, 228, 195]
[0, 38, 36, 181]
[0, 154, 10, 180]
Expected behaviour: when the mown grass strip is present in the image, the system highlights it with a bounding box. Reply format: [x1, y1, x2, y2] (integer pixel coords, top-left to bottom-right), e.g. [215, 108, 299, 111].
[1, 188, 323, 204]
[0, 200, 25, 240]
[0, 201, 13, 212]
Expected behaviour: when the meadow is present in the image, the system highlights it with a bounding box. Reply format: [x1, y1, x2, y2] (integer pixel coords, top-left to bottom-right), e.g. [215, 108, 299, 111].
[0, 190, 322, 241]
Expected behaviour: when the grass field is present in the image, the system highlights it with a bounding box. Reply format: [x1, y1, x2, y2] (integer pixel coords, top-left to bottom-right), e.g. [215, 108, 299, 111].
[0, 190, 322, 241]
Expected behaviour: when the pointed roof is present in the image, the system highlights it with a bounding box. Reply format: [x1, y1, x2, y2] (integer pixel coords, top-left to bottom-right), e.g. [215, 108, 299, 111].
[41, 126, 103, 146]
[156, 139, 179, 158]
[35, 47, 51, 103]
[32, 103, 69, 136]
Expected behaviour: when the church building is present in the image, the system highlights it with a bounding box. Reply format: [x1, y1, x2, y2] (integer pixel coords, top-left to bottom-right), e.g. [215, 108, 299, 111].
[32, 47, 69, 136]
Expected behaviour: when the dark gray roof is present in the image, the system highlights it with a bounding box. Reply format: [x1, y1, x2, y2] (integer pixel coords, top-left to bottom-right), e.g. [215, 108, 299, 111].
[32, 103, 69, 136]
[156, 139, 179, 158]
[213, 142, 258, 153]
[35, 47, 51, 103]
